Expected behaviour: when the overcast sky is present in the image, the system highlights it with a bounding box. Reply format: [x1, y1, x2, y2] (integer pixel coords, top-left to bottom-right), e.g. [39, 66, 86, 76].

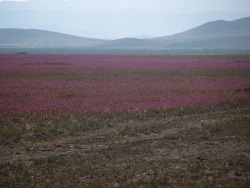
[1, 0, 250, 13]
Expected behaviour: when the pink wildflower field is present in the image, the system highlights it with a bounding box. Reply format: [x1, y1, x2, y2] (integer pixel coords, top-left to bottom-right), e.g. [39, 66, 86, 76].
[1, 54, 250, 188]
[1, 54, 250, 116]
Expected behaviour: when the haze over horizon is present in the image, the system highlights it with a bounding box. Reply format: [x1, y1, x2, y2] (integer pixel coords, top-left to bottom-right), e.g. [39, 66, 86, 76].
[1, 0, 250, 39]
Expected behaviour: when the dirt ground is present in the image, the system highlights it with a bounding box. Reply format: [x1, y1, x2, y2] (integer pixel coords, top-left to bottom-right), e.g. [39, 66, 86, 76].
[0, 106, 249, 187]
[1, 107, 249, 165]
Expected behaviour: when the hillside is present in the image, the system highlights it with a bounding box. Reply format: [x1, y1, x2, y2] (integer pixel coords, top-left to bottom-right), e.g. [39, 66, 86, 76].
[1, 0, 250, 39]
[0, 17, 250, 54]
[153, 17, 250, 41]
[0, 29, 105, 47]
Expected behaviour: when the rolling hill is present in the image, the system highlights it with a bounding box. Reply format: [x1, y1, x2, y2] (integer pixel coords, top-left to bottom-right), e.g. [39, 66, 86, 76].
[0, 17, 250, 54]
[151, 17, 250, 48]
[155, 17, 250, 41]
[1, 0, 249, 39]
[0, 29, 105, 47]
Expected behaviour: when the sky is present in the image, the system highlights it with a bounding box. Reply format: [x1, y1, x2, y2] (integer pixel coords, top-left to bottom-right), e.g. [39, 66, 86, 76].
[1, 0, 250, 13]
[1, 0, 250, 38]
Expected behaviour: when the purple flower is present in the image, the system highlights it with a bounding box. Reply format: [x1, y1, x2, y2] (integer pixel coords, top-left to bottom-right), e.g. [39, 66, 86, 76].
[124, 168, 131, 173]
[1, 54, 249, 116]
[217, 184, 223, 188]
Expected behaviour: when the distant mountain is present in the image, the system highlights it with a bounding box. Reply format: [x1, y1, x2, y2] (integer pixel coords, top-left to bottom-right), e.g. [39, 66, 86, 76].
[148, 17, 250, 49]
[153, 17, 250, 41]
[0, 28, 105, 47]
[1, 0, 250, 39]
[1, 17, 250, 54]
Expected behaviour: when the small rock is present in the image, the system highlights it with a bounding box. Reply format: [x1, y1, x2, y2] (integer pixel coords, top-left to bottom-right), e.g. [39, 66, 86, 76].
[41, 148, 50, 151]
[196, 157, 208, 161]
[55, 144, 64, 148]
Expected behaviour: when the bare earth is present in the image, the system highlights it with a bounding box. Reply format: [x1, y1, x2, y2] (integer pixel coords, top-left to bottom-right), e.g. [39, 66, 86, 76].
[0, 106, 249, 187]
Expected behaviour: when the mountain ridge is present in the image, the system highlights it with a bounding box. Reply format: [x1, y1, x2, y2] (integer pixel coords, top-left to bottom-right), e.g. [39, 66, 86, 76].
[153, 17, 250, 41]
[1, 6, 250, 39]
[0, 17, 250, 53]
[0, 28, 106, 47]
